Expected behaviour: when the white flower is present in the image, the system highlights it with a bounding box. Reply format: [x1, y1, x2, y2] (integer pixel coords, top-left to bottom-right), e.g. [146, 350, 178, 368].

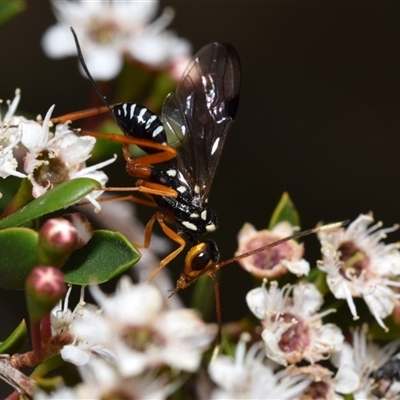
[318, 213, 400, 330]
[76, 358, 175, 400]
[0, 89, 27, 179]
[247, 280, 344, 366]
[34, 359, 174, 400]
[42, 1, 191, 80]
[209, 334, 311, 399]
[51, 286, 114, 366]
[72, 276, 216, 376]
[20, 104, 116, 209]
[34, 387, 78, 400]
[331, 325, 400, 399]
[235, 222, 310, 279]
[287, 363, 359, 399]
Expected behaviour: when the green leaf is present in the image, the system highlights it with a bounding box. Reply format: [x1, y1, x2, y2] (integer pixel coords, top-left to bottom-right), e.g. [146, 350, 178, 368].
[0, 319, 27, 354]
[0, 178, 33, 218]
[0, 178, 101, 230]
[63, 230, 141, 285]
[0, 1, 26, 27]
[0, 228, 38, 290]
[268, 192, 300, 229]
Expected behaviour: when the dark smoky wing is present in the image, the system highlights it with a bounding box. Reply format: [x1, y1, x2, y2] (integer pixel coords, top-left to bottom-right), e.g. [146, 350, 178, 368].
[162, 42, 241, 198]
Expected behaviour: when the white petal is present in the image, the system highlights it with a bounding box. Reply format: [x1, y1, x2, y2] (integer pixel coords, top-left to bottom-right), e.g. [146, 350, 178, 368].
[237, 223, 258, 244]
[209, 356, 244, 393]
[316, 324, 344, 353]
[261, 329, 287, 366]
[113, 1, 158, 24]
[246, 287, 267, 320]
[283, 258, 310, 276]
[129, 32, 190, 67]
[334, 364, 360, 394]
[292, 282, 323, 314]
[61, 345, 90, 366]
[20, 120, 47, 151]
[42, 24, 77, 58]
[271, 221, 295, 237]
[79, 47, 123, 81]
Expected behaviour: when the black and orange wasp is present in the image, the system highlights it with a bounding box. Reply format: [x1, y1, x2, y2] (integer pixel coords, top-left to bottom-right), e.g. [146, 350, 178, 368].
[53, 28, 346, 338]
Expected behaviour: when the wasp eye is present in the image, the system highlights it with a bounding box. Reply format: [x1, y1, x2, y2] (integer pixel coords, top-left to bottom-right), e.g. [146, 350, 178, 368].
[191, 240, 220, 271]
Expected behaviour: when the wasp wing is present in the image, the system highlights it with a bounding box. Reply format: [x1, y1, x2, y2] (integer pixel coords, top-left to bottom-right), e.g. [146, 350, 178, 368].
[162, 42, 241, 199]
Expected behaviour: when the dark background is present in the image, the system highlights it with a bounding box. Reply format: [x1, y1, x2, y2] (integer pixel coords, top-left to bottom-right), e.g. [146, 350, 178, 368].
[0, 2, 399, 390]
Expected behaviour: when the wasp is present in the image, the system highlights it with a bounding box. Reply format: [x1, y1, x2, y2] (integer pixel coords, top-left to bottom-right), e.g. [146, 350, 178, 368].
[53, 29, 346, 335]
[372, 356, 400, 397]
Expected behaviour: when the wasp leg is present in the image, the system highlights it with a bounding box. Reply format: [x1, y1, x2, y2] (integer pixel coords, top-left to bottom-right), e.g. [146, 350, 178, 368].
[142, 212, 186, 282]
[99, 182, 177, 198]
[86, 192, 158, 208]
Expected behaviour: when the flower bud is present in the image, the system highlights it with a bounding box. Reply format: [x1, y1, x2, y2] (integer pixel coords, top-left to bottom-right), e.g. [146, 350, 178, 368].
[37, 217, 78, 268]
[25, 266, 66, 322]
[62, 213, 93, 249]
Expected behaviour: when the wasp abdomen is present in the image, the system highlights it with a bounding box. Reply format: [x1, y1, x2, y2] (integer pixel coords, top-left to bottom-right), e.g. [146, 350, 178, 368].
[112, 103, 167, 148]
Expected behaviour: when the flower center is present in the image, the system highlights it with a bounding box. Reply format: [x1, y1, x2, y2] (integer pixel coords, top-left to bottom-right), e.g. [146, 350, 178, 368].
[122, 325, 164, 352]
[301, 381, 329, 399]
[102, 391, 132, 400]
[33, 151, 68, 187]
[87, 19, 118, 45]
[338, 240, 369, 279]
[278, 313, 308, 353]
[248, 236, 293, 270]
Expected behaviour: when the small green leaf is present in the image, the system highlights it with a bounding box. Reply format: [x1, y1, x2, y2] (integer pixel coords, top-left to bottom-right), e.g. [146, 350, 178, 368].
[0, 319, 27, 354]
[0, 178, 101, 230]
[0, 1, 26, 27]
[0, 228, 38, 290]
[63, 230, 141, 285]
[268, 192, 300, 229]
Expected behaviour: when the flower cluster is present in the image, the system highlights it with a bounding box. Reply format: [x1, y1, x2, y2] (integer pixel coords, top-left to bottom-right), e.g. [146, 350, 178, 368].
[39, 277, 216, 399]
[217, 212, 400, 399]
[0, 90, 115, 210]
[318, 213, 400, 330]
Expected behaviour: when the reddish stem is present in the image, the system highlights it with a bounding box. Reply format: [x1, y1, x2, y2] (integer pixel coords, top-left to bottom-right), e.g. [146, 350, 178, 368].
[30, 319, 42, 361]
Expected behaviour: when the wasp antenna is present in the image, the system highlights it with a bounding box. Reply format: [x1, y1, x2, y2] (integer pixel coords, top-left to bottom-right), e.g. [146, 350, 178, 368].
[215, 219, 349, 271]
[70, 27, 110, 110]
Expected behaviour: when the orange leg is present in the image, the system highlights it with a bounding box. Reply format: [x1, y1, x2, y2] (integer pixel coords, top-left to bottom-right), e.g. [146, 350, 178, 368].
[101, 182, 177, 198]
[89, 193, 158, 208]
[141, 211, 187, 282]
